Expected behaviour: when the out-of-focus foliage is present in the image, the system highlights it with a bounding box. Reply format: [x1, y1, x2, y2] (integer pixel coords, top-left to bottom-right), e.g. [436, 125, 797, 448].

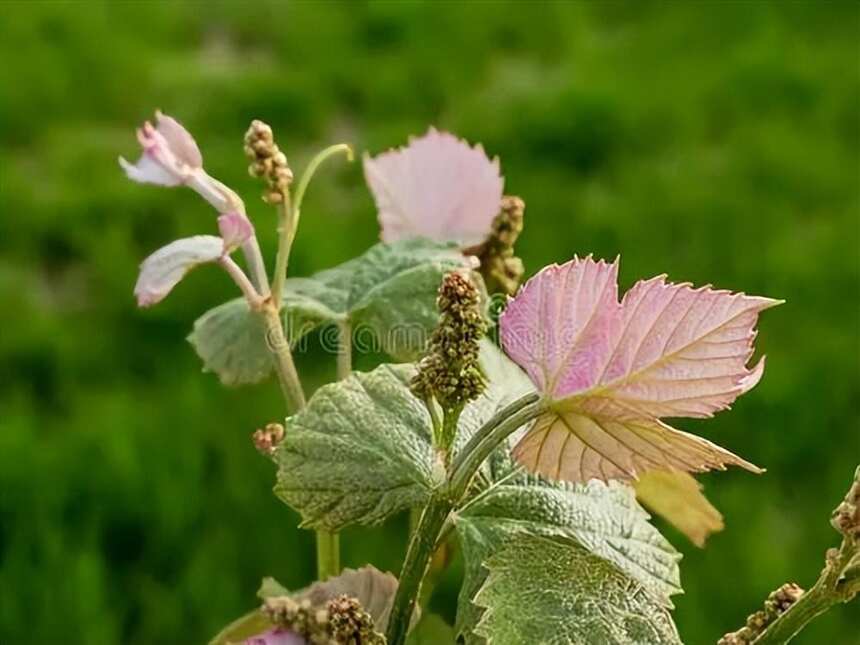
[0, 2, 857, 643]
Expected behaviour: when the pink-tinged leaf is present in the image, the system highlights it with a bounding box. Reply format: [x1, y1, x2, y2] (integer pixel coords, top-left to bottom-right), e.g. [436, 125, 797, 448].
[218, 212, 254, 253]
[500, 256, 781, 483]
[119, 153, 183, 187]
[634, 470, 724, 548]
[363, 127, 504, 246]
[512, 411, 760, 483]
[120, 113, 202, 187]
[134, 236, 223, 307]
[500, 257, 621, 399]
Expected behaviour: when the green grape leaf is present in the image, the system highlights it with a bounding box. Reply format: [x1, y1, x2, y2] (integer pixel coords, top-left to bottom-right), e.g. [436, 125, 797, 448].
[189, 238, 471, 385]
[283, 238, 469, 360]
[187, 298, 273, 387]
[273, 364, 437, 530]
[273, 341, 536, 531]
[473, 534, 681, 645]
[455, 467, 681, 641]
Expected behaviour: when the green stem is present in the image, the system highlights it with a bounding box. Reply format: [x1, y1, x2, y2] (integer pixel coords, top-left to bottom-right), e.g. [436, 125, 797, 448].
[264, 145, 352, 581]
[316, 530, 341, 582]
[336, 320, 352, 380]
[262, 304, 306, 412]
[752, 541, 858, 644]
[409, 506, 421, 537]
[386, 392, 543, 645]
[270, 191, 294, 310]
[449, 393, 543, 499]
[270, 143, 352, 309]
[750, 465, 860, 645]
[291, 143, 353, 234]
[386, 495, 453, 645]
[242, 235, 271, 297]
[422, 396, 442, 444]
[439, 404, 464, 469]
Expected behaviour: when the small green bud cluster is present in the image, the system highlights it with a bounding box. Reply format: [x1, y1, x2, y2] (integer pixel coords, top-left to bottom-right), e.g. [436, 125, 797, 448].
[717, 583, 804, 645]
[411, 271, 486, 411]
[262, 593, 383, 644]
[473, 195, 525, 296]
[244, 120, 293, 204]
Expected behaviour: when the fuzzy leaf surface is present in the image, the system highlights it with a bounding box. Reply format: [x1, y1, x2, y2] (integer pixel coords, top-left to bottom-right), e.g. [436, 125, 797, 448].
[500, 255, 779, 482]
[455, 467, 681, 641]
[187, 299, 273, 387]
[473, 534, 682, 645]
[189, 239, 470, 385]
[273, 364, 436, 531]
[273, 342, 535, 531]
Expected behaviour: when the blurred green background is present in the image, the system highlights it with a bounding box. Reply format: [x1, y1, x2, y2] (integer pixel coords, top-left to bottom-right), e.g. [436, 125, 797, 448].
[1, 1, 858, 643]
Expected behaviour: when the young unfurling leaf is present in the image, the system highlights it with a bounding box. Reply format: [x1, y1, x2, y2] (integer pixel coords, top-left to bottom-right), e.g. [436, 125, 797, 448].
[134, 212, 255, 309]
[119, 110, 241, 213]
[364, 128, 504, 246]
[134, 236, 225, 307]
[500, 256, 780, 483]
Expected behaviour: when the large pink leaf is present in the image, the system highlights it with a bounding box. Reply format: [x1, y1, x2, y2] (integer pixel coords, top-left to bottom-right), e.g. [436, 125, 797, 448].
[499, 256, 781, 483]
[363, 127, 504, 246]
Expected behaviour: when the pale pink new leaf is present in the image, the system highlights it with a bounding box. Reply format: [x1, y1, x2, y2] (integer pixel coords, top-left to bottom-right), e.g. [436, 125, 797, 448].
[363, 127, 504, 245]
[153, 110, 202, 168]
[499, 256, 780, 483]
[218, 211, 254, 254]
[119, 111, 238, 213]
[119, 112, 202, 187]
[134, 236, 223, 307]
